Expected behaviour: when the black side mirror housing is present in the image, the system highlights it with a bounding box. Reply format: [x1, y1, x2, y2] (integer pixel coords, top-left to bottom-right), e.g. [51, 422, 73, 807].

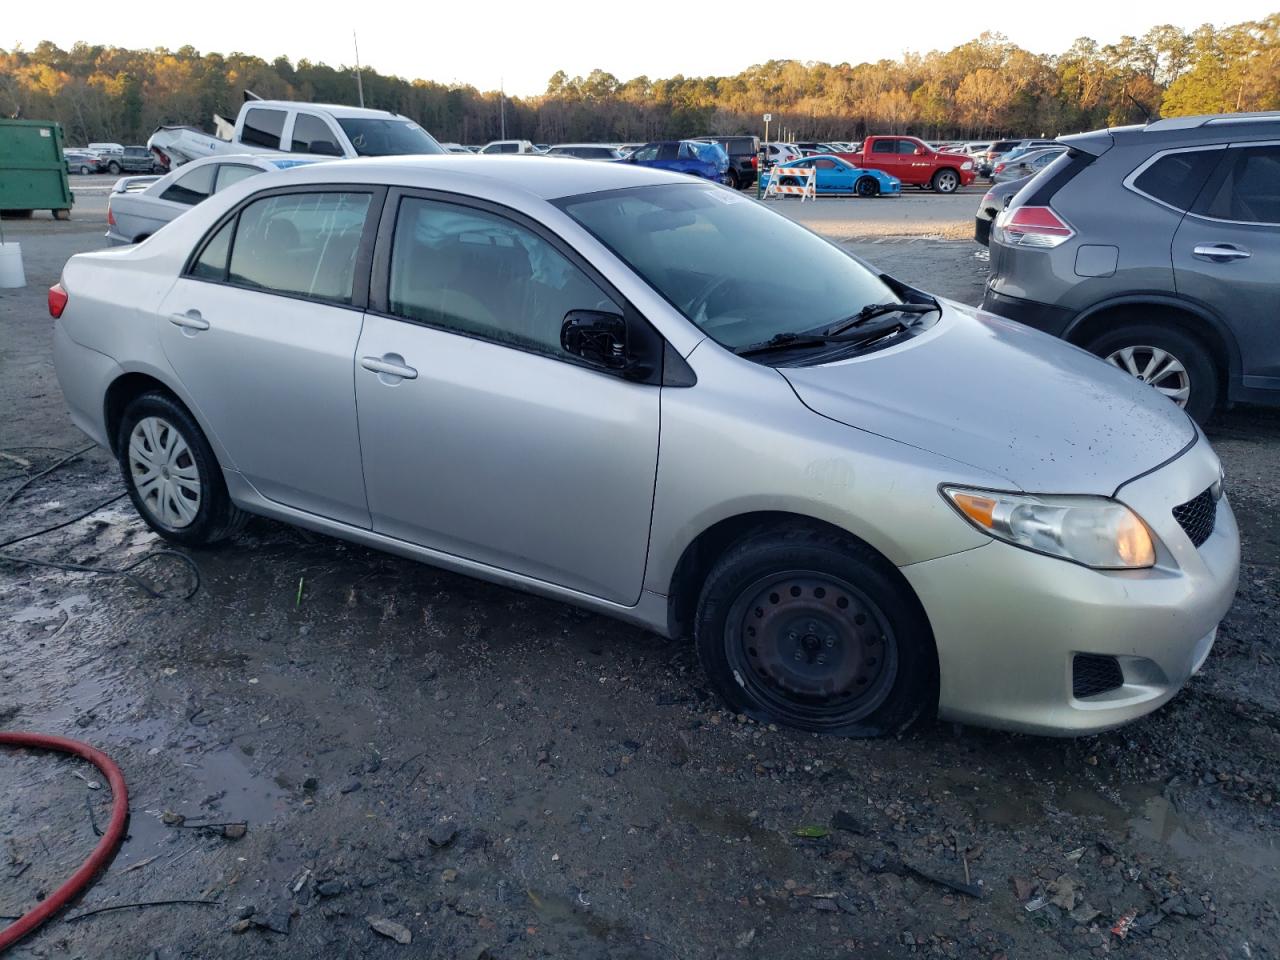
[561, 310, 630, 370]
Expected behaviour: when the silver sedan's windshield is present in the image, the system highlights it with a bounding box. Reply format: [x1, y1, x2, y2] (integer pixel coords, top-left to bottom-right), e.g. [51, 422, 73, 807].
[557, 184, 896, 349]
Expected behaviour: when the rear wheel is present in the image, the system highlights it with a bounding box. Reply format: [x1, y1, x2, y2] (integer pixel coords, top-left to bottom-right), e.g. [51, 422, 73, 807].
[1085, 323, 1218, 424]
[694, 527, 935, 737]
[78, 164, 91, 175]
[931, 169, 960, 193]
[855, 177, 878, 198]
[725, 169, 740, 190]
[107, 161, 121, 174]
[116, 391, 247, 546]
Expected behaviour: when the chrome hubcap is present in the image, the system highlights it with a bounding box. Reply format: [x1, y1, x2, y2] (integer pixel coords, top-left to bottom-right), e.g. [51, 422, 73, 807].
[1105, 345, 1191, 407]
[129, 416, 201, 528]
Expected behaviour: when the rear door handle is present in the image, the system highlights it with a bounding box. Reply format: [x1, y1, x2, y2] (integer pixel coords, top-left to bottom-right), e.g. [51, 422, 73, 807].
[169, 310, 209, 331]
[360, 355, 418, 380]
[1192, 243, 1251, 262]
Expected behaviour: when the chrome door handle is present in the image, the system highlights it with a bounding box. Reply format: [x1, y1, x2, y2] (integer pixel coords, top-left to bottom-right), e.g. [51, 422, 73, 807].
[169, 310, 209, 331]
[1192, 243, 1251, 262]
[360, 355, 418, 380]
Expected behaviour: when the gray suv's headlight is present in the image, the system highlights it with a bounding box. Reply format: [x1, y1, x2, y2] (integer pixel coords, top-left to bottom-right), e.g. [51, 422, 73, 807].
[942, 487, 1155, 569]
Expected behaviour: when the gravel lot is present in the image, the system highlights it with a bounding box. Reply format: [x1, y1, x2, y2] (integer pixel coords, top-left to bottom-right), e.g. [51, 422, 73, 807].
[1, 180, 1277, 959]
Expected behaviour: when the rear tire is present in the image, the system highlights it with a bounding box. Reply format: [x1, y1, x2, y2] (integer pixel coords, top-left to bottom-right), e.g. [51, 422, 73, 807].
[931, 169, 960, 193]
[725, 169, 740, 190]
[694, 526, 935, 737]
[116, 391, 248, 546]
[78, 164, 91, 175]
[1085, 323, 1219, 424]
[107, 161, 121, 175]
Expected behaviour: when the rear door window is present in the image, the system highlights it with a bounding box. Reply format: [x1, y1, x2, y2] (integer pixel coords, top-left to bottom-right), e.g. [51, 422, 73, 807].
[241, 108, 286, 149]
[1193, 145, 1280, 224]
[161, 164, 217, 205]
[658, 143, 678, 162]
[224, 192, 373, 304]
[1132, 148, 1224, 211]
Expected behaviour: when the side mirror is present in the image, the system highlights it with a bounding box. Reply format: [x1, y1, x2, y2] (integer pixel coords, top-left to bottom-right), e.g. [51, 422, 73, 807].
[914, 147, 926, 156]
[561, 310, 628, 369]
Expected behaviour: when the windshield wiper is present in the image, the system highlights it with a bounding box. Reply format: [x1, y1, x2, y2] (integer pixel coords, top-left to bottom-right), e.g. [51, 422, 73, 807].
[825, 300, 939, 336]
[733, 318, 908, 358]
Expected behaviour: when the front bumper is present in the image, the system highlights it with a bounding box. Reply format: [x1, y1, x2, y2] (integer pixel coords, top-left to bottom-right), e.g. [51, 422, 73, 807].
[902, 439, 1240, 735]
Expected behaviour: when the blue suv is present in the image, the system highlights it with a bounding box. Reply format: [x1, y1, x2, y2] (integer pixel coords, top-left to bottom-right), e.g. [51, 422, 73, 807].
[625, 140, 730, 184]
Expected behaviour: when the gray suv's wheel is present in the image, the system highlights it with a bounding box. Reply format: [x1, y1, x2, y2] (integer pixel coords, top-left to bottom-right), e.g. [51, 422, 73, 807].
[931, 169, 959, 193]
[694, 526, 935, 737]
[1086, 324, 1219, 424]
[116, 391, 247, 546]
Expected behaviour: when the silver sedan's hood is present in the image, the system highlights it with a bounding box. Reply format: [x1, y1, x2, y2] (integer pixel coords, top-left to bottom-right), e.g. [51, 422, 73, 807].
[781, 306, 1196, 494]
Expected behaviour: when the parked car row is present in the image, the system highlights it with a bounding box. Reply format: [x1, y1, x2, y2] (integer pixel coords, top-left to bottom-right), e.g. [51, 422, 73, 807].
[64, 144, 164, 175]
[978, 111, 1280, 424]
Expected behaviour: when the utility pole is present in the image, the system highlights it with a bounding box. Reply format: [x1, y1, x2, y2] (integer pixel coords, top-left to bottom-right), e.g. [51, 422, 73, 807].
[353, 31, 365, 108]
[500, 77, 506, 140]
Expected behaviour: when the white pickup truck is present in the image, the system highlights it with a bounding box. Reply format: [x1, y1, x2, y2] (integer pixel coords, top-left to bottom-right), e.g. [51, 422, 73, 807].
[147, 98, 446, 170]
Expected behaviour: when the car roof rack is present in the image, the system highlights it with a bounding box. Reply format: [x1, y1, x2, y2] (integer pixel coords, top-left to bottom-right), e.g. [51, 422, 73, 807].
[1145, 111, 1280, 131]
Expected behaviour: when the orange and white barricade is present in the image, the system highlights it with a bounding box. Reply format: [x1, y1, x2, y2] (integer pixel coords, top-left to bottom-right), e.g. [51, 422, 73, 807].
[763, 165, 817, 201]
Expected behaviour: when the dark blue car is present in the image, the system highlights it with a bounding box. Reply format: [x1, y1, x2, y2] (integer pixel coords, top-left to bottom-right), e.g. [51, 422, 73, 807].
[624, 140, 730, 184]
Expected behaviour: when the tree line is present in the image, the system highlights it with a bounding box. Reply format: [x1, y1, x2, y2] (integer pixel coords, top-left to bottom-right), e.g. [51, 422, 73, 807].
[1, 17, 1276, 148]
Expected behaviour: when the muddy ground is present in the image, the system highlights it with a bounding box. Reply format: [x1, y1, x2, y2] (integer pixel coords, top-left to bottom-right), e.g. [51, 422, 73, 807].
[1, 195, 1277, 959]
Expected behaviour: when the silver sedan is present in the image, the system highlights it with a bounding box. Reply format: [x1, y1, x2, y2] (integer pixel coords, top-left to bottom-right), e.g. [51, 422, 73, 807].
[105, 153, 332, 244]
[51, 157, 1239, 737]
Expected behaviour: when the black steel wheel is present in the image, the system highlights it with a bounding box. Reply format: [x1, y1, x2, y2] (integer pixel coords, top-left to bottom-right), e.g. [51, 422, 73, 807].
[695, 526, 936, 737]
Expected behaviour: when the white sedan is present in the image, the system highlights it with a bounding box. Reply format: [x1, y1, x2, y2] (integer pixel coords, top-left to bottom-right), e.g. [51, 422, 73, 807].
[105, 153, 332, 245]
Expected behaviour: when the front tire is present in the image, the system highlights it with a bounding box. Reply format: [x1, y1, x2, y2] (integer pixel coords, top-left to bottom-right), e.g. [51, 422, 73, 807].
[107, 161, 121, 175]
[855, 177, 878, 198]
[694, 526, 935, 737]
[931, 169, 960, 193]
[116, 391, 247, 546]
[1086, 323, 1218, 424]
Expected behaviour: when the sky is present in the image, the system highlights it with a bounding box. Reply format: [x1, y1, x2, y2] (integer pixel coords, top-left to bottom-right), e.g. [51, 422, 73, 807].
[7, 1, 1278, 96]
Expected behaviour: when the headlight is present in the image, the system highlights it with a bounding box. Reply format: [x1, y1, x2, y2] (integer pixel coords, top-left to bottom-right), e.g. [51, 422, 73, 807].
[942, 487, 1155, 569]
[962, 160, 973, 170]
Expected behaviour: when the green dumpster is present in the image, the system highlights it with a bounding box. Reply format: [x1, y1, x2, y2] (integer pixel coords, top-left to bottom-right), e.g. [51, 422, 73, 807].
[0, 119, 74, 220]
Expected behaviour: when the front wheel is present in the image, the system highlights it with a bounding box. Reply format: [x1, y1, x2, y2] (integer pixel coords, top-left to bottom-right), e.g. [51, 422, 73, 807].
[855, 177, 878, 198]
[116, 391, 247, 546]
[1085, 323, 1218, 424]
[694, 527, 935, 737]
[931, 169, 960, 193]
[107, 161, 121, 175]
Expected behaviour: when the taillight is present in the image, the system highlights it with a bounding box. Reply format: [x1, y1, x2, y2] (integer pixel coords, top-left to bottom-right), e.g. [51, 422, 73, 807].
[997, 205, 1075, 248]
[750, 155, 758, 168]
[993, 163, 1006, 174]
[107, 203, 115, 225]
[48, 283, 68, 319]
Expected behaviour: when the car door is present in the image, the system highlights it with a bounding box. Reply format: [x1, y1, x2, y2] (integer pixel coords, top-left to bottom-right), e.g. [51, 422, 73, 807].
[158, 186, 382, 527]
[653, 141, 680, 173]
[1174, 142, 1280, 392]
[354, 191, 661, 604]
[866, 139, 903, 180]
[810, 157, 842, 193]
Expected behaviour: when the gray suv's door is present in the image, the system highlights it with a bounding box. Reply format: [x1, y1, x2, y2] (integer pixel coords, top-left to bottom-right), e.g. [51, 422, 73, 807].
[354, 194, 660, 604]
[1173, 143, 1280, 393]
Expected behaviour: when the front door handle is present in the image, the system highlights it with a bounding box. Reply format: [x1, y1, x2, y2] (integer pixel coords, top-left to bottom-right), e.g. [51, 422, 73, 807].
[1192, 243, 1251, 262]
[360, 355, 418, 380]
[169, 310, 209, 331]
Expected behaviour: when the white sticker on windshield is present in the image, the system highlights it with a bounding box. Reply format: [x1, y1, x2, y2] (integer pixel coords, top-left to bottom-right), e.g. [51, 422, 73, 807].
[704, 187, 744, 204]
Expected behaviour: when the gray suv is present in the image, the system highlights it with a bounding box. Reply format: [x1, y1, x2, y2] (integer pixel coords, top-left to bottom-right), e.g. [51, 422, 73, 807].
[983, 112, 1280, 423]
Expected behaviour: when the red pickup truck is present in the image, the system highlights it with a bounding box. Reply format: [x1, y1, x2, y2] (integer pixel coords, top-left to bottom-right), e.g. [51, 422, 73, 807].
[838, 136, 976, 193]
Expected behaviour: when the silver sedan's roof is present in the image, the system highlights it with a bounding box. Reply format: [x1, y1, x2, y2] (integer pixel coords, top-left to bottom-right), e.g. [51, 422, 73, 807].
[257, 154, 686, 201]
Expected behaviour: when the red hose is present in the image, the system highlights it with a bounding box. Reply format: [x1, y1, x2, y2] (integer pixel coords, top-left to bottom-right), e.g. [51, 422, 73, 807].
[0, 732, 128, 953]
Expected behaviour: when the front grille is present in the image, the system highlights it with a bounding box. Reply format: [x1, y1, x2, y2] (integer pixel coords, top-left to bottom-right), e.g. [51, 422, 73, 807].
[1073, 654, 1124, 699]
[1173, 487, 1216, 548]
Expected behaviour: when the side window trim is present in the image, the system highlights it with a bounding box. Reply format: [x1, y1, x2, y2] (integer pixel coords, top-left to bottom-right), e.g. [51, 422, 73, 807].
[367, 186, 665, 385]
[181, 183, 387, 311]
[1122, 144, 1226, 215]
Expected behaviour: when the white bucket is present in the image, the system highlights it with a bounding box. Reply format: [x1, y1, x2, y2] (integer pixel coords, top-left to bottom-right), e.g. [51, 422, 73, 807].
[0, 242, 25, 289]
